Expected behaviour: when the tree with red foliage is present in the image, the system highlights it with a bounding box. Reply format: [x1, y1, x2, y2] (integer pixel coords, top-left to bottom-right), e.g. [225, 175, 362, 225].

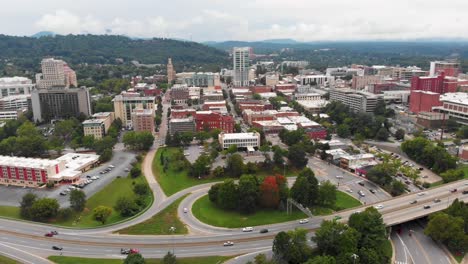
[260, 176, 280, 208]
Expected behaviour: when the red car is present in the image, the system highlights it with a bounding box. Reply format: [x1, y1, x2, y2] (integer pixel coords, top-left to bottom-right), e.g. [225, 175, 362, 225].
[45, 232, 54, 237]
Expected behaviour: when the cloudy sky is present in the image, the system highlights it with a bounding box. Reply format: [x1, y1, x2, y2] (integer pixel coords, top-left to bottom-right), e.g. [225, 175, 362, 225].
[2, 0, 468, 42]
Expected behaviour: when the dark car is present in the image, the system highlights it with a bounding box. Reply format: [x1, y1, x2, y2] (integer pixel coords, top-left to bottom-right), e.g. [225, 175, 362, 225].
[358, 181, 365, 186]
[59, 192, 67, 196]
[259, 229, 269, 233]
[451, 189, 458, 193]
[463, 190, 468, 195]
[423, 205, 431, 209]
[51, 230, 58, 235]
[369, 189, 376, 194]
[52, 246, 63, 250]
[434, 199, 441, 203]
[410, 200, 417, 204]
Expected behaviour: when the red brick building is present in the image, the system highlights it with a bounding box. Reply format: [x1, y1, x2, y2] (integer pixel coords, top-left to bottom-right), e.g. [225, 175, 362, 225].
[143, 88, 162, 97]
[194, 111, 234, 132]
[305, 126, 328, 140]
[171, 109, 196, 119]
[202, 101, 226, 111]
[249, 86, 273, 94]
[409, 91, 441, 113]
[410, 74, 457, 94]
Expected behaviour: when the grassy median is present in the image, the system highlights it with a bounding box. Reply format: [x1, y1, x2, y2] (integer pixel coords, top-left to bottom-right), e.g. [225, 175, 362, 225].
[116, 195, 189, 235]
[0, 255, 20, 264]
[153, 147, 222, 196]
[192, 195, 306, 228]
[48, 255, 232, 264]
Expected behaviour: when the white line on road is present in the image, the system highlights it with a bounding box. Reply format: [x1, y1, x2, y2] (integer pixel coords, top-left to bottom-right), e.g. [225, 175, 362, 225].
[397, 233, 415, 264]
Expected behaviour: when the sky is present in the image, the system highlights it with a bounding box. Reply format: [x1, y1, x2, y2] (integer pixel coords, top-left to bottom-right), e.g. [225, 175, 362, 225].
[2, 0, 468, 42]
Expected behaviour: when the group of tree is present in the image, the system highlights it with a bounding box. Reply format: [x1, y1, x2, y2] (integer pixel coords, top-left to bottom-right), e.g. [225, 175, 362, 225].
[80, 118, 123, 162]
[366, 162, 406, 196]
[208, 175, 288, 214]
[0, 120, 48, 157]
[425, 199, 468, 253]
[324, 101, 392, 141]
[278, 129, 315, 169]
[271, 208, 390, 264]
[401, 137, 457, 173]
[290, 168, 338, 209]
[123, 131, 155, 151]
[159, 148, 191, 174]
[114, 173, 150, 217]
[20, 189, 86, 223]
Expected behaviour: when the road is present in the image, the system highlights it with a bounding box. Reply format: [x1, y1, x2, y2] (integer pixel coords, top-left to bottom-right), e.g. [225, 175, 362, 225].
[392, 221, 451, 264]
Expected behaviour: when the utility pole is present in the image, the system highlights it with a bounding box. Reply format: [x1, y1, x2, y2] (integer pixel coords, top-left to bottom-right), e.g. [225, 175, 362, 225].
[169, 226, 176, 254]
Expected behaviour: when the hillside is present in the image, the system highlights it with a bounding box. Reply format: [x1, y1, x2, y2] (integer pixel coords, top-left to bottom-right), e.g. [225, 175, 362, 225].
[0, 34, 229, 70]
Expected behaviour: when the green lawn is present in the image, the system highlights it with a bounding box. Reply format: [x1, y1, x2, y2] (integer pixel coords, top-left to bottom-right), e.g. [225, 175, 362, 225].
[0, 255, 20, 264]
[461, 165, 468, 179]
[48, 255, 232, 264]
[334, 191, 362, 211]
[0, 205, 20, 220]
[116, 195, 189, 235]
[310, 191, 362, 216]
[0, 163, 153, 228]
[153, 147, 224, 196]
[192, 195, 306, 228]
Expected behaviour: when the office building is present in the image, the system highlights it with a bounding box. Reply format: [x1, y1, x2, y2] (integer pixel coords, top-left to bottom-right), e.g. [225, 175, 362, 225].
[219, 132, 260, 149]
[113, 92, 155, 127]
[430, 61, 460, 77]
[0, 95, 30, 111]
[329, 88, 382, 113]
[410, 74, 457, 94]
[31, 87, 92, 122]
[409, 90, 441, 113]
[0, 77, 34, 98]
[194, 111, 234, 133]
[83, 119, 106, 139]
[233, 47, 250, 87]
[297, 75, 335, 87]
[177, 72, 220, 87]
[0, 153, 99, 187]
[170, 85, 190, 105]
[433, 92, 468, 125]
[167, 58, 176, 83]
[169, 117, 195, 135]
[132, 108, 155, 133]
[36, 58, 77, 89]
[0, 109, 26, 121]
[351, 75, 384, 90]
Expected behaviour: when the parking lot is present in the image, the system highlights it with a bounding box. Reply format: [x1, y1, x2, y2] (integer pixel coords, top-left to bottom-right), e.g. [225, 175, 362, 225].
[0, 151, 137, 207]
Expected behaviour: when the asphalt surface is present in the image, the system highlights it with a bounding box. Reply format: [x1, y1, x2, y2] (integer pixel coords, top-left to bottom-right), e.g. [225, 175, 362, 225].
[392, 222, 451, 264]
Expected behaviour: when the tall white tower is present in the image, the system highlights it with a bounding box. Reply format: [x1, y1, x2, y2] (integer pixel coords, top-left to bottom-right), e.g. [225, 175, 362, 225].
[233, 47, 250, 87]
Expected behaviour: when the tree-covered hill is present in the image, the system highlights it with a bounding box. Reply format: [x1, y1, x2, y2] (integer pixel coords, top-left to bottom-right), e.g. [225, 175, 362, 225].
[0, 34, 229, 71]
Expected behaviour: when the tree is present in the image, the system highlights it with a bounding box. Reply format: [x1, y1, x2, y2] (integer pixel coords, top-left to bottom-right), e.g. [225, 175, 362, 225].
[133, 183, 149, 196]
[317, 181, 337, 208]
[441, 169, 464, 183]
[336, 124, 351, 138]
[238, 175, 259, 214]
[425, 212, 467, 252]
[272, 231, 291, 262]
[313, 220, 359, 258]
[124, 253, 146, 264]
[390, 180, 406, 196]
[162, 251, 176, 264]
[226, 154, 244, 177]
[130, 166, 141, 178]
[260, 176, 280, 209]
[123, 131, 155, 151]
[29, 198, 60, 222]
[226, 144, 238, 154]
[212, 166, 224, 178]
[191, 154, 212, 177]
[69, 189, 86, 212]
[217, 179, 239, 210]
[58, 207, 74, 221]
[273, 147, 284, 166]
[288, 144, 308, 169]
[304, 255, 336, 264]
[394, 128, 405, 140]
[208, 183, 221, 204]
[375, 127, 389, 141]
[290, 168, 319, 206]
[20, 193, 37, 219]
[93, 206, 112, 224]
[115, 196, 140, 217]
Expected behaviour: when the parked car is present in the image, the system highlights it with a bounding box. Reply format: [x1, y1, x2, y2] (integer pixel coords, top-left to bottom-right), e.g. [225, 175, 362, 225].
[242, 227, 253, 232]
[299, 219, 309, 224]
[463, 190, 468, 195]
[433, 199, 441, 203]
[358, 190, 365, 197]
[417, 192, 427, 196]
[369, 189, 376, 194]
[358, 181, 365, 186]
[259, 229, 269, 233]
[334, 215, 342, 220]
[451, 189, 458, 193]
[59, 192, 67, 196]
[335, 175, 344, 179]
[223, 241, 234, 246]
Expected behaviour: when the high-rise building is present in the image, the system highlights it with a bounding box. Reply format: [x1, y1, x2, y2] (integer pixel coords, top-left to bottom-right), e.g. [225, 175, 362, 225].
[430, 61, 460, 77]
[36, 58, 77, 89]
[30, 87, 92, 122]
[131, 108, 155, 133]
[233, 47, 250, 87]
[329, 88, 382, 113]
[82, 112, 114, 139]
[167, 58, 176, 84]
[113, 92, 155, 127]
[0, 77, 34, 98]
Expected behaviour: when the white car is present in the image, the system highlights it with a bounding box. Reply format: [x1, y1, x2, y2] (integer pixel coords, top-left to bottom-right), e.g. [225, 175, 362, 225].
[347, 189, 353, 193]
[335, 175, 344, 179]
[417, 192, 426, 196]
[374, 204, 384, 209]
[183, 208, 188, 213]
[299, 219, 309, 224]
[242, 227, 253, 232]
[223, 241, 234, 246]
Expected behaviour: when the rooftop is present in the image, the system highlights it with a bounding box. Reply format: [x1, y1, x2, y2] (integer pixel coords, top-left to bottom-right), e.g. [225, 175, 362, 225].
[0, 155, 60, 169]
[220, 132, 260, 140]
[439, 92, 468, 105]
[83, 119, 104, 125]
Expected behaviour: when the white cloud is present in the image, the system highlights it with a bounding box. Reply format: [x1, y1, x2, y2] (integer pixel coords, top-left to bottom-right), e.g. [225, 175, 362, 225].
[27, 1, 468, 41]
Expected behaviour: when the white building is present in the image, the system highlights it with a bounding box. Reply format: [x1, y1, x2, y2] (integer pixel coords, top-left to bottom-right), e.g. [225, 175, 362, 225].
[0, 77, 34, 98]
[329, 88, 382, 113]
[219, 132, 260, 150]
[36, 58, 77, 89]
[294, 93, 322, 101]
[297, 75, 335, 87]
[233, 47, 250, 87]
[0, 95, 30, 111]
[434, 92, 468, 125]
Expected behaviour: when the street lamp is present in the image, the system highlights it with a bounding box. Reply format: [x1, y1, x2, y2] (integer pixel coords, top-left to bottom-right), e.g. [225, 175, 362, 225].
[169, 226, 176, 254]
[351, 253, 358, 264]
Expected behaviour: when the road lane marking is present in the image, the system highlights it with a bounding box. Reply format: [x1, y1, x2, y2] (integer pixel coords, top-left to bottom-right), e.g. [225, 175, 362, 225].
[0, 242, 52, 264]
[397, 233, 415, 264]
